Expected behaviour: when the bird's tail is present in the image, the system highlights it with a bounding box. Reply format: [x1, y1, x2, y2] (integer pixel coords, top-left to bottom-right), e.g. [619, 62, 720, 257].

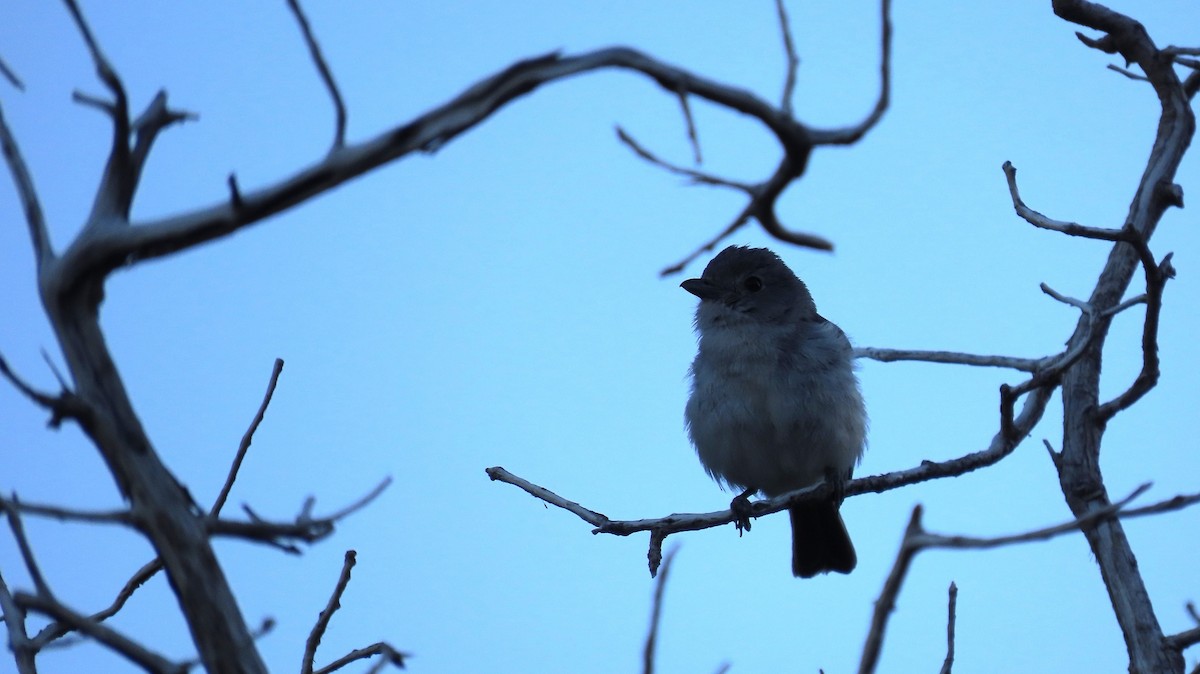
[789, 502, 856, 578]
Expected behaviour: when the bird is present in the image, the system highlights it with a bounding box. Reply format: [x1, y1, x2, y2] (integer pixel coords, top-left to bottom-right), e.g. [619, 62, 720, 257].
[682, 245, 866, 577]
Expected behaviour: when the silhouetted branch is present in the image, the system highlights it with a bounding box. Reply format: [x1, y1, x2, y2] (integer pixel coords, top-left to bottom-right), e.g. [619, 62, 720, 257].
[211, 358, 285, 517]
[642, 545, 679, 674]
[1098, 252, 1175, 421]
[855, 347, 1042, 372]
[302, 551, 408, 674]
[216, 476, 390, 552]
[774, 0, 799, 115]
[63, 0, 134, 222]
[0, 567, 35, 674]
[0, 104, 52, 268]
[0, 496, 133, 527]
[939, 583, 958, 674]
[285, 0, 347, 149]
[18, 593, 184, 674]
[0, 56, 23, 90]
[858, 506, 923, 674]
[1003, 161, 1127, 241]
[0, 354, 86, 428]
[488, 383, 1054, 577]
[615, 127, 756, 192]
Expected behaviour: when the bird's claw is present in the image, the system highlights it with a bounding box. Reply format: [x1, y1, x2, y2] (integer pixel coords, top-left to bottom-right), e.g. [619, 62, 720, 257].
[731, 490, 755, 536]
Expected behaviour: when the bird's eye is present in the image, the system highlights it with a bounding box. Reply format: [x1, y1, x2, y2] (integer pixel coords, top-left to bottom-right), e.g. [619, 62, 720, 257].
[743, 276, 763, 292]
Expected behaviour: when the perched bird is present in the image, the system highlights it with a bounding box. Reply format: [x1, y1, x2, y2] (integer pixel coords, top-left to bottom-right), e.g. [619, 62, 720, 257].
[682, 245, 866, 577]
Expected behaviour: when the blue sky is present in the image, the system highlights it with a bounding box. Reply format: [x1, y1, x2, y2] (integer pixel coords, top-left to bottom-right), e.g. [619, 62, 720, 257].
[2, 1, 1198, 672]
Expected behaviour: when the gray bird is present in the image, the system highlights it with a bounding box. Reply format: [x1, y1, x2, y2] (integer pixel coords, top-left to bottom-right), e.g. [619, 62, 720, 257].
[682, 245, 866, 577]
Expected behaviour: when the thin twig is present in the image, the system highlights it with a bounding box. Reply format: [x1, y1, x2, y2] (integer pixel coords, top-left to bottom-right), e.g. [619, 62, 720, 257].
[907, 483, 1199, 551]
[659, 204, 757, 277]
[0, 355, 70, 417]
[0, 103, 53, 268]
[642, 545, 679, 674]
[676, 90, 702, 165]
[486, 467, 610, 526]
[0, 55, 24, 90]
[810, 0, 891, 144]
[18, 593, 184, 674]
[0, 567, 36, 674]
[2, 498, 52, 597]
[615, 127, 754, 192]
[211, 358, 285, 517]
[858, 506, 923, 674]
[303, 551, 355, 674]
[486, 383, 1055, 577]
[854, 347, 1043, 372]
[774, 0, 799, 115]
[63, 0, 134, 222]
[1040, 282, 1091, 311]
[0, 496, 133, 526]
[313, 641, 408, 674]
[285, 0, 347, 149]
[322, 476, 393, 521]
[1003, 162, 1127, 241]
[1098, 252, 1174, 420]
[1108, 63, 1149, 81]
[31, 558, 162, 648]
[939, 583, 958, 674]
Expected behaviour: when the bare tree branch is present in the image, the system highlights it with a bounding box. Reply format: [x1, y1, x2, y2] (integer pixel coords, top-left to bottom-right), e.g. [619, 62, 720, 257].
[675, 90, 702, 165]
[0, 103, 53, 268]
[489, 382, 1055, 577]
[857, 484, 1196, 672]
[62, 0, 134, 222]
[129, 91, 196, 194]
[615, 126, 756, 192]
[854, 347, 1043, 372]
[49, 10, 894, 289]
[211, 358, 285, 517]
[1003, 161, 1127, 241]
[18, 593, 185, 674]
[939, 583, 958, 674]
[1108, 63, 1149, 81]
[807, 0, 891, 145]
[0, 55, 24, 90]
[284, 0, 347, 149]
[312, 642, 407, 674]
[2, 498, 52, 597]
[31, 557, 163, 649]
[0, 354, 86, 428]
[858, 506, 923, 674]
[1040, 9, 1194, 671]
[642, 545, 679, 674]
[774, 0, 799, 115]
[1097, 252, 1175, 421]
[0, 496, 133, 526]
[302, 550, 356, 674]
[1165, 626, 1200, 654]
[302, 551, 407, 674]
[0, 568, 36, 674]
[486, 467, 609, 527]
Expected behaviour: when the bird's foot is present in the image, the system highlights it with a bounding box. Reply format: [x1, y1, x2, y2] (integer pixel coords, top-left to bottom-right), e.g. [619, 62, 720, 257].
[825, 467, 847, 507]
[731, 488, 755, 536]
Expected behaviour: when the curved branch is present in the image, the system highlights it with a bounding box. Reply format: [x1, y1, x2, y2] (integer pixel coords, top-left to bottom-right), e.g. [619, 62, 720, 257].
[488, 382, 1054, 576]
[0, 103, 53, 269]
[63, 0, 133, 222]
[807, 0, 892, 145]
[284, 0, 346, 149]
[56, 32, 892, 289]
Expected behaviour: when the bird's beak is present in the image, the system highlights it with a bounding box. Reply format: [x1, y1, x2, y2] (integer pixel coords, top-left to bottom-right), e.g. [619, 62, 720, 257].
[681, 278, 723, 301]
